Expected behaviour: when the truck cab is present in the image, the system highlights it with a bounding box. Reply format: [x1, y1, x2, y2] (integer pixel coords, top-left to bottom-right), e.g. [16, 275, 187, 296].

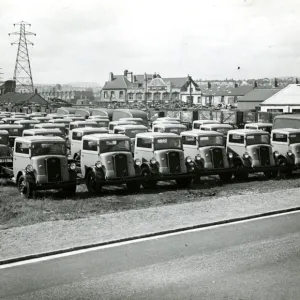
[181, 130, 233, 181]
[70, 127, 108, 160]
[3, 117, 25, 124]
[0, 124, 24, 148]
[31, 116, 51, 123]
[192, 120, 220, 130]
[13, 136, 77, 198]
[134, 132, 194, 188]
[271, 128, 300, 174]
[226, 129, 279, 179]
[14, 119, 40, 130]
[245, 123, 273, 134]
[113, 124, 148, 153]
[152, 123, 187, 135]
[0, 130, 13, 174]
[22, 128, 64, 139]
[34, 123, 66, 137]
[48, 118, 72, 135]
[80, 134, 142, 193]
[108, 120, 138, 133]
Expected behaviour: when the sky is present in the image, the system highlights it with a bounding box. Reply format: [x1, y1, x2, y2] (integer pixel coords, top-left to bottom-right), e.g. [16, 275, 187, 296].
[1, 0, 300, 85]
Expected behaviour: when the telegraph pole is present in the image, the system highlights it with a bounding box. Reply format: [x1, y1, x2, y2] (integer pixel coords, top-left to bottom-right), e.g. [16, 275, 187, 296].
[9, 21, 36, 93]
[0, 68, 3, 80]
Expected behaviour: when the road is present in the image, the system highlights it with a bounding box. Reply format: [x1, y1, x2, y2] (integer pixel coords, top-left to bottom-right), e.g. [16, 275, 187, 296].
[1, 211, 300, 300]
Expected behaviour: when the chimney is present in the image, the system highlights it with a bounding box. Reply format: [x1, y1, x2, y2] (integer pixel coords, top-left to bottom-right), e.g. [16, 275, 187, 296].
[144, 73, 147, 81]
[274, 78, 278, 88]
[234, 83, 238, 88]
[35, 88, 38, 94]
[254, 81, 258, 88]
[109, 72, 114, 81]
[207, 81, 211, 89]
[296, 78, 299, 84]
[124, 70, 128, 77]
[134, 75, 137, 82]
[153, 72, 157, 79]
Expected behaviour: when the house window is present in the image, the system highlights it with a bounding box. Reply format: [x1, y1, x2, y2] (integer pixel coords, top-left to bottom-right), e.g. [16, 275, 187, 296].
[145, 93, 152, 100]
[172, 92, 179, 101]
[267, 109, 283, 112]
[205, 96, 212, 106]
[119, 91, 124, 98]
[136, 93, 143, 100]
[187, 96, 194, 103]
[154, 92, 160, 101]
[221, 96, 225, 103]
[15, 142, 29, 154]
[111, 91, 115, 99]
[197, 97, 201, 103]
[233, 96, 238, 103]
[128, 93, 134, 100]
[104, 91, 108, 99]
[163, 93, 170, 101]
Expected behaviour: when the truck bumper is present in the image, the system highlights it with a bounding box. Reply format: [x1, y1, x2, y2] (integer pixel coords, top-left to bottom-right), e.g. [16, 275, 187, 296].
[32, 180, 77, 191]
[149, 172, 195, 182]
[240, 165, 280, 173]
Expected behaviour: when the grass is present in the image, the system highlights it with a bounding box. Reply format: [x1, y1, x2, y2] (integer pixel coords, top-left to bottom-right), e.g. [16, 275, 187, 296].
[1, 173, 300, 230]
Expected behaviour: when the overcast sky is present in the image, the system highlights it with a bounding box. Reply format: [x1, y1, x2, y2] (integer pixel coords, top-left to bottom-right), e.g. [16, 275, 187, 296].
[1, 0, 300, 85]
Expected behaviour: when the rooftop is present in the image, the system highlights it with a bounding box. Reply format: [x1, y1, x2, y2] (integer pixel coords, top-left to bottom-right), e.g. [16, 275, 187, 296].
[239, 88, 281, 102]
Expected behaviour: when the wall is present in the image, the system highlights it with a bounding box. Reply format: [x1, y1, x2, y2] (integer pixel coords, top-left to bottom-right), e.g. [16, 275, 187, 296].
[101, 89, 126, 102]
[238, 101, 262, 110]
[260, 105, 294, 113]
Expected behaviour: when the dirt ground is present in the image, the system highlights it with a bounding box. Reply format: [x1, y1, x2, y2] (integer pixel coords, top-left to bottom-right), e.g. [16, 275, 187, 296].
[1, 172, 300, 230]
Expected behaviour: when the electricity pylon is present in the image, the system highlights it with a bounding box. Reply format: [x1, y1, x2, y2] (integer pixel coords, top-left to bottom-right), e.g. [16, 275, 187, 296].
[9, 21, 36, 93]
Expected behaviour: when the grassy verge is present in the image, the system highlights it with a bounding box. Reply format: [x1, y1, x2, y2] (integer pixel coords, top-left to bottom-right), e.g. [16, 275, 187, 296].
[1, 174, 300, 230]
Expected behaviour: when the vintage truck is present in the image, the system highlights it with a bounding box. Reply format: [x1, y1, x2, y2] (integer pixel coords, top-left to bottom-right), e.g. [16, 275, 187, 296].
[14, 119, 40, 130]
[192, 120, 220, 130]
[80, 134, 143, 193]
[0, 130, 13, 176]
[271, 128, 300, 175]
[134, 132, 195, 188]
[244, 122, 273, 134]
[0, 124, 24, 148]
[22, 128, 65, 139]
[152, 123, 187, 135]
[226, 129, 279, 180]
[34, 123, 67, 137]
[181, 130, 234, 182]
[4, 136, 78, 198]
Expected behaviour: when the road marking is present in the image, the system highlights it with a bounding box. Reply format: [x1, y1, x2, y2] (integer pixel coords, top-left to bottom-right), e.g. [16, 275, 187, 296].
[1, 209, 299, 269]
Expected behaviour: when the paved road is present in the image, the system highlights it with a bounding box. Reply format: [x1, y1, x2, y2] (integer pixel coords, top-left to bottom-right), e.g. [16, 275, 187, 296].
[1, 211, 300, 300]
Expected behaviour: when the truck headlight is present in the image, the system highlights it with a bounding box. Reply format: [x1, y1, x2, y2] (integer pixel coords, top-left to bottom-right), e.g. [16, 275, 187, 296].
[287, 150, 293, 156]
[185, 156, 192, 163]
[25, 164, 34, 173]
[228, 152, 233, 159]
[95, 161, 102, 169]
[243, 152, 250, 159]
[195, 154, 201, 162]
[150, 157, 157, 165]
[134, 158, 142, 166]
[69, 162, 76, 170]
[274, 151, 279, 157]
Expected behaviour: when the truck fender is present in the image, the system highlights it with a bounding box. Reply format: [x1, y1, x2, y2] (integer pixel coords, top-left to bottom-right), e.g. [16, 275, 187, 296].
[84, 166, 105, 181]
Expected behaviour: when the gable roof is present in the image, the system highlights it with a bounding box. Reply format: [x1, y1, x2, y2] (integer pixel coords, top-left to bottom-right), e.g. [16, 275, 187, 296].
[201, 85, 253, 96]
[0, 92, 49, 105]
[102, 75, 131, 90]
[238, 88, 281, 102]
[260, 84, 300, 106]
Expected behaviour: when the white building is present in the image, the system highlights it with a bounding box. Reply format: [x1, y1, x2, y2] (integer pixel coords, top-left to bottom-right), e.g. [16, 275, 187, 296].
[260, 84, 300, 113]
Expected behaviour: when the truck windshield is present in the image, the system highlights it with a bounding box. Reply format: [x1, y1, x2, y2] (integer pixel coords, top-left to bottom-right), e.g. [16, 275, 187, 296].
[246, 134, 270, 145]
[0, 135, 8, 145]
[199, 136, 223, 147]
[31, 143, 67, 156]
[7, 128, 22, 136]
[99, 140, 131, 153]
[154, 138, 182, 150]
[289, 133, 300, 144]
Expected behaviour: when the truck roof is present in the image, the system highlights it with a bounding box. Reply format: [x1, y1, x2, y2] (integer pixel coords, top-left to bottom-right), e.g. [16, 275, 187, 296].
[0, 124, 23, 129]
[23, 128, 63, 134]
[136, 132, 179, 138]
[83, 133, 130, 141]
[0, 130, 9, 135]
[35, 123, 65, 127]
[14, 120, 40, 124]
[273, 114, 300, 120]
[200, 123, 233, 129]
[181, 130, 223, 137]
[228, 129, 270, 135]
[153, 123, 186, 128]
[70, 120, 98, 125]
[245, 122, 273, 127]
[193, 120, 220, 124]
[271, 128, 300, 134]
[15, 136, 66, 143]
[71, 127, 108, 133]
[113, 124, 148, 130]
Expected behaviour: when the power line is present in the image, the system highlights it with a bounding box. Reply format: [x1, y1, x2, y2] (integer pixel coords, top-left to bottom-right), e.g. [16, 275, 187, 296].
[8, 21, 36, 93]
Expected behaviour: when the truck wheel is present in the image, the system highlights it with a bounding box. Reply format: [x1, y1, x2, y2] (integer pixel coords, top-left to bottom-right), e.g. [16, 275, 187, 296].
[126, 181, 141, 193]
[264, 171, 278, 179]
[86, 171, 102, 194]
[141, 167, 157, 189]
[62, 185, 77, 196]
[18, 175, 33, 199]
[218, 172, 233, 182]
[176, 178, 192, 188]
[278, 159, 293, 178]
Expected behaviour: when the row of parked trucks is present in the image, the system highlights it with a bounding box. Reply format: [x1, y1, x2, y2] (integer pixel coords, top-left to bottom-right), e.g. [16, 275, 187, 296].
[0, 109, 300, 198]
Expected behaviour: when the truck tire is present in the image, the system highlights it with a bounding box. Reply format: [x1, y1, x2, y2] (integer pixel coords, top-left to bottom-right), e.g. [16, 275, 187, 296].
[176, 178, 192, 188]
[141, 167, 157, 189]
[126, 181, 141, 193]
[86, 171, 102, 194]
[18, 175, 33, 199]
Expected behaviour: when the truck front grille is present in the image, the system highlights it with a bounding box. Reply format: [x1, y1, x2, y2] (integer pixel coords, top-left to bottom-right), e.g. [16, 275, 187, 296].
[45, 157, 62, 182]
[114, 154, 128, 178]
[258, 146, 270, 166]
[168, 151, 181, 174]
[210, 148, 224, 168]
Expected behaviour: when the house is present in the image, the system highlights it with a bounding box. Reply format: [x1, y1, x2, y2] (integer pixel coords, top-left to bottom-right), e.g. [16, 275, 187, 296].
[199, 83, 253, 107]
[40, 90, 94, 104]
[101, 70, 201, 105]
[238, 88, 281, 111]
[260, 84, 300, 113]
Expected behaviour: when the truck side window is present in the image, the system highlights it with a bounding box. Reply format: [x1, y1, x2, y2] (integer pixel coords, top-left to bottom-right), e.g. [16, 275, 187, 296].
[83, 140, 97, 151]
[272, 133, 287, 142]
[15, 142, 30, 154]
[72, 132, 83, 141]
[136, 138, 152, 148]
[229, 134, 244, 144]
[182, 136, 196, 145]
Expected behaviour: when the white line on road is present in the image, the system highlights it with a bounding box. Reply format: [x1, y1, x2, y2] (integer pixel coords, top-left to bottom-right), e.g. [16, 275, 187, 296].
[1, 210, 299, 269]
